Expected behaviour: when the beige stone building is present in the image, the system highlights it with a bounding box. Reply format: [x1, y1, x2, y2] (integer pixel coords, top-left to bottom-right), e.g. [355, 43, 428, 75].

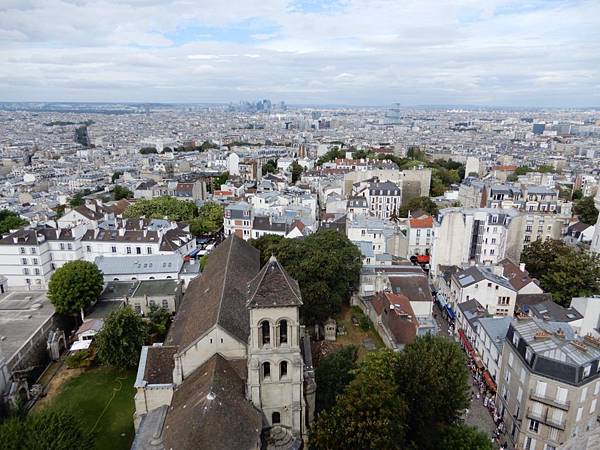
[131, 235, 316, 450]
[496, 318, 600, 450]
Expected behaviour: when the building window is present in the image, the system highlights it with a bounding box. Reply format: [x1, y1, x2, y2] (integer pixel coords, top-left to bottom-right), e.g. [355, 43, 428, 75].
[126, 247, 132, 254]
[529, 419, 540, 433]
[67, 243, 72, 250]
[34, 268, 40, 275]
[21, 258, 27, 265]
[262, 362, 271, 379]
[147, 247, 152, 254]
[20, 247, 25, 254]
[583, 364, 592, 378]
[136, 247, 141, 254]
[272, 412, 280, 424]
[85, 245, 91, 252]
[60, 243, 65, 250]
[162, 299, 169, 309]
[261, 321, 271, 346]
[279, 320, 288, 345]
[525, 347, 533, 364]
[33, 258, 38, 265]
[280, 361, 288, 379]
[111, 246, 117, 253]
[23, 268, 30, 275]
[134, 304, 141, 314]
[30, 247, 36, 254]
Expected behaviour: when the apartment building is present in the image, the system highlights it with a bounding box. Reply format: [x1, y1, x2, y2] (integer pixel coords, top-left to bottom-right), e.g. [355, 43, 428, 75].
[430, 208, 521, 277]
[223, 202, 253, 239]
[0, 220, 195, 290]
[449, 266, 518, 317]
[591, 190, 600, 254]
[497, 318, 600, 450]
[407, 216, 433, 257]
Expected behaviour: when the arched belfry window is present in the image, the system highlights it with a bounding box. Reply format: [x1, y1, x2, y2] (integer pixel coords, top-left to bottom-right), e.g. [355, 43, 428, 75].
[262, 362, 271, 379]
[280, 361, 288, 379]
[279, 320, 288, 345]
[272, 412, 280, 424]
[261, 321, 271, 346]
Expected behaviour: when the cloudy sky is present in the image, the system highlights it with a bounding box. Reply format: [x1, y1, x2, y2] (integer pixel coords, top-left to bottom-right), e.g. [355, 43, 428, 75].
[0, 0, 598, 106]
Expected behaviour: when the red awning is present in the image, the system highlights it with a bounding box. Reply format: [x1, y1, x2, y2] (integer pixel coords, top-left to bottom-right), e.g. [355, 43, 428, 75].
[483, 371, 497, 392]
[416, 255, 430, 264]
[474, 357, 484, 370]
[458, 330, 475, 354]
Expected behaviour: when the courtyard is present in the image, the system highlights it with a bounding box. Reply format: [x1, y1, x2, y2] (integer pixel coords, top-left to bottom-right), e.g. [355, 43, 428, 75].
[36, 366, 136, 450]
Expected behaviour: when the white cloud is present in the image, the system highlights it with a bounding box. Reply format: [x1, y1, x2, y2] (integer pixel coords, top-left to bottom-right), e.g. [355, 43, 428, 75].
[0, 0, 597, 105]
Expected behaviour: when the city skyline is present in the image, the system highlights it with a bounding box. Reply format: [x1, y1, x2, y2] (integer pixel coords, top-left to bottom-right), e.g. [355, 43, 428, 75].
[0, 0, 599, 106]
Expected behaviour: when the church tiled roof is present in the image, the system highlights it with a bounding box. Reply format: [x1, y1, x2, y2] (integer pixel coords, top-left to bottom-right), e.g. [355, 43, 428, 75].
[246, 256, 302, 309]
[162, 354, 263, 450]
[165, 235, 260, 350]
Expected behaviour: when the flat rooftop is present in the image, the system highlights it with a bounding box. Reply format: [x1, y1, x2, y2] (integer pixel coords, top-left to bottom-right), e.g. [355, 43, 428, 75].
[132, 279, 179, 298]
[0, 291, 55, 364]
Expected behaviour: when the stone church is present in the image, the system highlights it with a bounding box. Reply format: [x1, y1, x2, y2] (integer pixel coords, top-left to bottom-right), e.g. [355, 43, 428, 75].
[131, 235, 316, 450]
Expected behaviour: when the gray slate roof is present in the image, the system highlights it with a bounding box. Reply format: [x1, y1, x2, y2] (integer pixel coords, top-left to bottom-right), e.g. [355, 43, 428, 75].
[246, 256, 302, 309]
[165, 235, 260, 350]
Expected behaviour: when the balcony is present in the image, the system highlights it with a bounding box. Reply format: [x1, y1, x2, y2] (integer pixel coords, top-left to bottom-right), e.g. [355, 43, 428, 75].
[529, 389, 570, 411]
[526, 408, 567, 431]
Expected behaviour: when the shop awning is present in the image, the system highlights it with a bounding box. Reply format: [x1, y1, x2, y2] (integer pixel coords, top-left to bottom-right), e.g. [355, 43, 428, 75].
[445, 304, 456, 321]
[483, 371, 497, 392]
[474, 357, 484, 370]
[416, 255, 430, 264]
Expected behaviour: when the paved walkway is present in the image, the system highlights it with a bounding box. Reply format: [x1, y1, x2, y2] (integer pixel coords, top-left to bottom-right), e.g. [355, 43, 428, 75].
[432, 303, 510, 449]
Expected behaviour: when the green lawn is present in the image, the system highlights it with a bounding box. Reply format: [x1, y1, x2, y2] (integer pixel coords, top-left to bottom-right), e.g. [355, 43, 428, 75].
[49, 367, 136, 450]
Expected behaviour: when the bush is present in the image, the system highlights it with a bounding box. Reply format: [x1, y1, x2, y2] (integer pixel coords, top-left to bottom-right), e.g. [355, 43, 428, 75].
[64, 348, 95, 369]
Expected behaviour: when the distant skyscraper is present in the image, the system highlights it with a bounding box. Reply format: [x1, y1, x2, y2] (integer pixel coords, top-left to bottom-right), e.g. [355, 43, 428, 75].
[532, 123, 545, 135]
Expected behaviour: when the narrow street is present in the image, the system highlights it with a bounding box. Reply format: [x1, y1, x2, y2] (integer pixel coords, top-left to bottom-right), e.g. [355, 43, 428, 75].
[433, 303, 511, 449]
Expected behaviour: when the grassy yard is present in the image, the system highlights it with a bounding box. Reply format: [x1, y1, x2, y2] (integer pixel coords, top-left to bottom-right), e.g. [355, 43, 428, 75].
[41, 366, 136, 450]
[335, 304, 384, 359]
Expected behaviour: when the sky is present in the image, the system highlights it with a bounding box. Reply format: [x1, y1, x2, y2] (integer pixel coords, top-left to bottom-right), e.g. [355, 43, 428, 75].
[0, 0, 598, 106]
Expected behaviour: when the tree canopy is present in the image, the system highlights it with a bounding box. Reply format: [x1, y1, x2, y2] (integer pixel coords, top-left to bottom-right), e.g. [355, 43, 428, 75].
[574, 195, 598, 225]
[290, 160, 303, 184]
[0, 210, 29, 234]
[311, 336, 470, 450]
[436, 424, 493, 450]
[95, 306, 148, 369]
[0, 408, 93, 450]
[47, 261, 104, 316]
[310, 350, 407, 450]
[315, 345, 358, 413]
[316, 147, 345, 165]
[111, 171, 123, 183]
[189, 202, 224, 235]
[521, 239, 600, 306]
[398, 196, 439, 218]
[263, 159, 277, 174]
[113, 185, 133, 201]
[210, 172, 229, 192]
[251, 230, 362, 324]
[123, 196, 198, 222]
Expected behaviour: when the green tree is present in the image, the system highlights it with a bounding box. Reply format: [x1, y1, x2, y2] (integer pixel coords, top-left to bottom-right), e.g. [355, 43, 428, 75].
[263, 159, 278, 173]
[47, 261, 103, 317]
[113, 185, 133, 201]
[290, 160, 303, 184]
[139, 147, 158, 154]
[123, 196, 198, 222]
[406, 146, 426, 161]
[189, 202, 224, 235]
[210, 172, 229, 192]
[574, 195, 599, 225]
[316, 147, 345, 165]
[95, 306, 148, 369]
[572, 189, 583, 201]
[69, 192, 85, 207]
[111, 171, 123, 183]
[520, 239, 573, 280]
[315, 345, 358, 413]
[541, 252, 600, 306]
[398, 196, 439, 217]
[0, 210, 29, 234]
[0, 408, 93, 450]
[147, 304, 172, 341]
[310, 350, 407, 450]
[436, 424, 493, 450]
[396, 335, 470, 449]
[249, 234, 284, 266]
[274, 231, 362, 325]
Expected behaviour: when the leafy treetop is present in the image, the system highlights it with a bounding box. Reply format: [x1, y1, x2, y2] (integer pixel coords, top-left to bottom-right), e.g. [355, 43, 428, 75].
[47, 260, 104, 316]
[0, 210, 29, 234]
[123, 196, 198, 222]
